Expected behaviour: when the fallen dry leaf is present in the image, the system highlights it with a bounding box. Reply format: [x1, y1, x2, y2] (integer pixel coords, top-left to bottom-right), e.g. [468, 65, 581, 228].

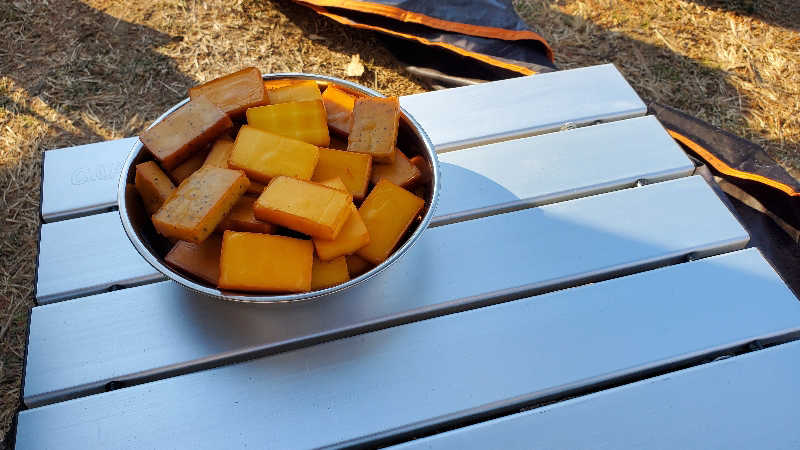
[345, 54, 365, 77]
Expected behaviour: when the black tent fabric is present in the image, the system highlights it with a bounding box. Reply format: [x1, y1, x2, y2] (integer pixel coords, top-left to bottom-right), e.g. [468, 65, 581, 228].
[295, 0, 556, 81]
[295, 0, 800, 291]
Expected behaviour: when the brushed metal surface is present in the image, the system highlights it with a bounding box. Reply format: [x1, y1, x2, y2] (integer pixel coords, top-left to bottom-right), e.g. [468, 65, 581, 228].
[434, 115, 693, 224]
[400, 64, 646, 152]
[393, 338, 800, 450]
[39, 65, 646, 223]
[17, 248, 800, 449]
[25, 176, 749, 406]
[35, 212, 164, 304]
[35, 116, 693, 304]
[41, 137, 137, 223]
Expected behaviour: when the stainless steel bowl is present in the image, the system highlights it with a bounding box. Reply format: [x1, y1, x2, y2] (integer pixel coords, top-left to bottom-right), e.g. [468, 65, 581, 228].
[118, 73, 440, 303]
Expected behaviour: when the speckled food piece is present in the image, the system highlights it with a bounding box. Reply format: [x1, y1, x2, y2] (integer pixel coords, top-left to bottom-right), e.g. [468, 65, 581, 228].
[139, 95, 233, 170]
[152, 167, 249, 244]
[135, 161, 176, 215]
[188, 67, 267, 118]
[347, 97, 399, 164]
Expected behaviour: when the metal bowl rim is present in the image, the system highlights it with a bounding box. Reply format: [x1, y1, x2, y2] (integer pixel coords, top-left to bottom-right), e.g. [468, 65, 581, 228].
[117, 72, 440, 304]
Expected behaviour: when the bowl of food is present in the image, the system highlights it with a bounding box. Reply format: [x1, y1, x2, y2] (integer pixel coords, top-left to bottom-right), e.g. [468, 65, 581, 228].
[118, 68, 439, 303]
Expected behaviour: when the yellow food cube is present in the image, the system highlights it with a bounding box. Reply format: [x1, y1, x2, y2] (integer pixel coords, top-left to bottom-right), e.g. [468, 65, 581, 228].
[254, 176, 353, 240]
[228, 125, 319, 183]
[317, 176, 348, 192]
[311, 256, 350, 290]
[189, 67, 267, 118]
[347, 97, 399, 164]
[152, 167, 249, 243]
[263, 79, 300, 91]
[135, 161, 175, 215]
[139, 95, 232, 170]
[202, 137, 234, 169]
[266, 80, 322, 104]
[164, 235, 222, 285]
[169, 148, 209, 184]
[246, 100, 330, 147]
[311, 147, 372, 200]
[216, 196, 275, 234]
[370, 149, 422, 188]
[322, 85, 356, 135]
[357, 180, 425, 264]
[313, 204, 370, 261]
[346, 254, 374, 277]
[219, 231, 313, 293]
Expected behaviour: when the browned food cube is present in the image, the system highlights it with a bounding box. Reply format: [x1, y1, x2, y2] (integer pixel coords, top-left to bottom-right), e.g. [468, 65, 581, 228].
[164, 235, 222, 285]
[408, 155, 431, 184]
[346, 254, 373, 277]
[169, 148, 210, 184]
[134, 161, 175, 215]
[347, 97, 400, 164]
[189, 67, 267, 118]
[152, 167, 249, 243]
[202, 137, 234, 169]
[246, 180, 267, 195]
[370, 149, 422, 188]
[216, 196, 275, 234]
[139, 95, 233, 170]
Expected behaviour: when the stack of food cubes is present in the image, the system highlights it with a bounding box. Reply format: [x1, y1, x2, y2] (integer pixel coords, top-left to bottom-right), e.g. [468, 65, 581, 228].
[133, 67, 428, 294]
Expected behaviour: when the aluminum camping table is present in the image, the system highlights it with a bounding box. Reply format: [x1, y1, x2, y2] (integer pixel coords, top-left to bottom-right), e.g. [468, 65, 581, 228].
[14, 64, 800, 449]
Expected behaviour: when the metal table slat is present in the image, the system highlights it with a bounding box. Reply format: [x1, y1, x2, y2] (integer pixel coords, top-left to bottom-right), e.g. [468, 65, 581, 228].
[393, 338, 800, 450]
[400, 64, 645, 152]
[24, 175, 749, 406]
[34, 212, 163, 304]
[35, 116, 692, 304]
[434, 115, 692, 224]
[40, 137, 137, 222]
[39, 64, 646, 223]
[16, 248, 800, 449]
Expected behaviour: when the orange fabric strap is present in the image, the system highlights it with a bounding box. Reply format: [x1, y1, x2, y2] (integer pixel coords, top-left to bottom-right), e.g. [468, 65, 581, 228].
[668, 129, 799, 197]
[302, 3, 537, 76]
[298, 0, 554, 61]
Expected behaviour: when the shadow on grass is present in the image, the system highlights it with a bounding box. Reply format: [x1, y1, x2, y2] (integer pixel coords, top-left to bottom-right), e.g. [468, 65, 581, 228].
[685, 0, 799, 31]
[0, 0, 196, 149]
[268, 0, 426, 88]
[513, 0, 792, 163]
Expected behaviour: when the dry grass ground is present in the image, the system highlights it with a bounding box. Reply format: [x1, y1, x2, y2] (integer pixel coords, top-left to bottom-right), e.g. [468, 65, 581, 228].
[0, 0, 423, 442]
[515, 0, 800, 178]
[0, 0, 797, 443]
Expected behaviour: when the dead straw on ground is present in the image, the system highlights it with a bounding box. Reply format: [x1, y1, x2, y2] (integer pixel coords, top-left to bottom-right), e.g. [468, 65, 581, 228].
[0, 0, 423, 441]
[515, 0, 800, 178]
